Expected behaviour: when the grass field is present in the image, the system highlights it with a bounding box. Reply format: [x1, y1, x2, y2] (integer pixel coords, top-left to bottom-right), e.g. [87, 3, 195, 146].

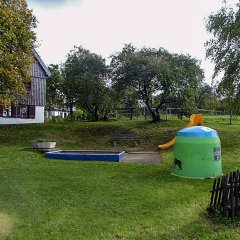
[1, 115, 240, 239]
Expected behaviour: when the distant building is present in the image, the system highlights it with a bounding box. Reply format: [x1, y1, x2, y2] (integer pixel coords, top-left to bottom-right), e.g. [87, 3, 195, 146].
[45, 109, 70, 119]
[0, 50, 51, 124]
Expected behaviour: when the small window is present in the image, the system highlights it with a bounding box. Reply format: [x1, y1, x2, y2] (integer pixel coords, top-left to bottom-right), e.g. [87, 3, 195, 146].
[3, 107, 12, 117]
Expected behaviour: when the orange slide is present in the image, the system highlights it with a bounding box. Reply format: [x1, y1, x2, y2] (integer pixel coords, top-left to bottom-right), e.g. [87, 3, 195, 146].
[158, 114, 203, 151]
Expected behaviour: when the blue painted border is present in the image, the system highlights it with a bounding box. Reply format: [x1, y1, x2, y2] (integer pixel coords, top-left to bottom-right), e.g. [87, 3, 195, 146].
[45, 150, 125, 162]
[177, 126, 219, 138]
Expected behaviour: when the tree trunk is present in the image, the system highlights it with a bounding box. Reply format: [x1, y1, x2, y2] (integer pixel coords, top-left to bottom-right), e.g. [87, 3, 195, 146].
[130, 107, 133, 120]
[155, 106, 161, 122]
[229, 110, 232, 125]
[93, 106, 99, 121]
[144, 107, 147, 120]
[145, 103, 159, 122]
[142, 90, 160, 122]
[69, 103, 73, 117]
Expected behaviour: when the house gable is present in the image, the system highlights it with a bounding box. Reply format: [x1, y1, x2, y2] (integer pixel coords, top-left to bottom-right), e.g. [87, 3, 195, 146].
[0, 51, 50, 124]
[32, 50, 51, 78]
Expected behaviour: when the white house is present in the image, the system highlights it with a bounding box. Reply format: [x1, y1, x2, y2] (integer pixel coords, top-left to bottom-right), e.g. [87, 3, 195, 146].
[0, 50, 51, 124]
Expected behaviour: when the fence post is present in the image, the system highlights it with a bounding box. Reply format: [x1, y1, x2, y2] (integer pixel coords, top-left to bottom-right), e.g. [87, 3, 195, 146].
[222, 175, 229, 218]
[217, 177, 223, 204]
[209, 178, 217, 209]
[229, 172, 234, 219]
[234, 171, 239, 217]
[235, 171, 239, 217]
[213, 178, 221, 206]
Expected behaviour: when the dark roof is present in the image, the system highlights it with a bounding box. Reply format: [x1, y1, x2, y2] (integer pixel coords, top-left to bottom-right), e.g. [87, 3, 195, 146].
[33, 49, 51, 77]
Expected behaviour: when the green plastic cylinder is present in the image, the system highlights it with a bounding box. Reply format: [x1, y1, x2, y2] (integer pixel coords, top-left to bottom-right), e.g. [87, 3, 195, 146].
[173, 126, 222, 179]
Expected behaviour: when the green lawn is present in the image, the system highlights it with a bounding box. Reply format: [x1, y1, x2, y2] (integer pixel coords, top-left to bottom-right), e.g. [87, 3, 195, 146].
[1, 116, 240, 239]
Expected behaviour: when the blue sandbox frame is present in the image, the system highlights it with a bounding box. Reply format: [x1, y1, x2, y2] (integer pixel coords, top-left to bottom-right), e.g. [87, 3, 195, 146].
[45, 150, 125, 162]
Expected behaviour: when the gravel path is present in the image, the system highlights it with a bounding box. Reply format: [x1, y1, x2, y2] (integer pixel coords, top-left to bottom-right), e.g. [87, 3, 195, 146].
[123, 152, 161, 164]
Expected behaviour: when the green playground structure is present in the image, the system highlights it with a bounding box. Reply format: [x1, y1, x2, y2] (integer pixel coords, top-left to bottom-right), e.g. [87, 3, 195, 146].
[173, 126, 222, 179]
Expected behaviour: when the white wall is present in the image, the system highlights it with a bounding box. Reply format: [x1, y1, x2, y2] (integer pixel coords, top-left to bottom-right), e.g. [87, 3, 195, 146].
[45, 110, 69, 119]
[0, 106, 45, 124]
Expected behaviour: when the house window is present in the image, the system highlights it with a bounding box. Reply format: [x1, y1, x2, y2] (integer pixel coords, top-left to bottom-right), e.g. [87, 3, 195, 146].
[3, 107, 12, 117]
[0, 105, 35, 119]
[19, 106, 28, 118]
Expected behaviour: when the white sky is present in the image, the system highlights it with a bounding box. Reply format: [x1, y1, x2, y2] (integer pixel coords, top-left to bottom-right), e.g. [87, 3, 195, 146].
[27, 0, 238, 84]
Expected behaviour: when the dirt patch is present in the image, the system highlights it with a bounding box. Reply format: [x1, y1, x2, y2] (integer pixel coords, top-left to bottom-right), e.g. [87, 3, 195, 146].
[123, 152, 161, 164]
[0, 213, 13, 238]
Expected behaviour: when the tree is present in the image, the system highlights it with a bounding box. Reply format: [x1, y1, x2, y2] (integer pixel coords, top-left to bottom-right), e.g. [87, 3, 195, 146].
[167, 54, 203, 118]
[195, 83, 218, 110]
[205, 1, 240, 123]
[0, 0, 37, 106]
[46, 64, 65, 110]
[110, 44, 203, 122]
[62, 46, 108, 120]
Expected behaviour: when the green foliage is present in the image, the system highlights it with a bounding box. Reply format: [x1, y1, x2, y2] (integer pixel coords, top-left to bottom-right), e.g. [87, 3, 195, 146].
[110, 44, 203, 122]
[172, 54, 204, 117]
[49, 115, 65, 123]
[0, 0, 37, 106]
[206, 1, 240, 117]
[74, 108, 84, 118]
[71, 108, 85, 121]
[46, 64, 65, 110]
[62, 46, 109, 120]
[195, 83, 218, 110]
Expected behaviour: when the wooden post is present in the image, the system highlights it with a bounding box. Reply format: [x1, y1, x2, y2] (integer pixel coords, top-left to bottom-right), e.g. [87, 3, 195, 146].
[209, 178, 217, 208]
[235, 170, 240, 217]
[235, 171, 239, 217]
[222, 175, 229, 218]
[229, 173, 234, 219]
[213, 178, 221, 206]
[217, 178, 223, 204]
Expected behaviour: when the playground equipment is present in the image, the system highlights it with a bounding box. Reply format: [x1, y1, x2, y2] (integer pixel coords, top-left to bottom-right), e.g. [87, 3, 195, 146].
[158, 114, 203, 150]
[173, 126, 222, 179]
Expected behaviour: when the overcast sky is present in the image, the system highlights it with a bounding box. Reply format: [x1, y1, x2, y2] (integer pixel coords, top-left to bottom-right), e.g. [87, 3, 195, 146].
[27, 0, 238, 83]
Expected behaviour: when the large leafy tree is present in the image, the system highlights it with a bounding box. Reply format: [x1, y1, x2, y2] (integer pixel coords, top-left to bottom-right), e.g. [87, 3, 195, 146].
[46, 64, 65, 110]
[62, 46, 108, 120]
[110, 44, 203, 122]
[195, 83, 218, 110]
[205, 1, 240, 123]
[0, 0, 37, 106]
[165, 54, 203, 118]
